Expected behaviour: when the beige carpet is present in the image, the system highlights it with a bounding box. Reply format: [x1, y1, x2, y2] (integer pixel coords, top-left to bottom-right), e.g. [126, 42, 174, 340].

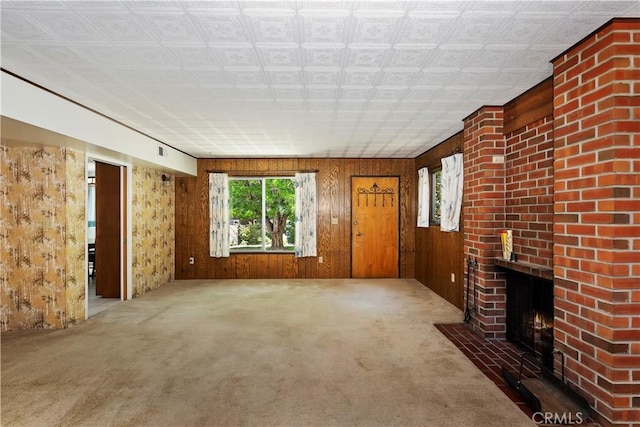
[1, 279, 534, 427]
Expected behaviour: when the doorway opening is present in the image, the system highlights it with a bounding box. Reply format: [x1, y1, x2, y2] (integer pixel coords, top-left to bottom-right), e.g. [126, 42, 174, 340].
[86, 157, 130, 317]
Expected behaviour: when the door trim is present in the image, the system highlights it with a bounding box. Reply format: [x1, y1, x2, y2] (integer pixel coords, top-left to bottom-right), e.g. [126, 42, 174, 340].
[350, 175, 401, 278]
[85, 152, 132, 319]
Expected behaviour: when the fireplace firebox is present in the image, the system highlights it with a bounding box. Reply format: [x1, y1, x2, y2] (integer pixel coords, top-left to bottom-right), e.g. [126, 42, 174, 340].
[505, 270, 554, 370]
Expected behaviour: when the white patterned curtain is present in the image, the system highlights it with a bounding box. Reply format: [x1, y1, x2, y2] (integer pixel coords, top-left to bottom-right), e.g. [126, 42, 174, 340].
[294, 172, 317, 257]
[440, 153, 463, 232]
[417, 167, 429, 227]
[209, 173, 230, 258]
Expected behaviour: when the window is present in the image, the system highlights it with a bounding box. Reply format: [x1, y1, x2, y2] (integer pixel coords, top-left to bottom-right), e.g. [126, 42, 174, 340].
[228, 177, 296, 252]
[431, 169, 442, 225]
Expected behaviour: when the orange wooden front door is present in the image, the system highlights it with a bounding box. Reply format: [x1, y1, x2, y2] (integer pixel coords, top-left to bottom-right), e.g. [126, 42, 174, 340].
[351, 176, 399, 278]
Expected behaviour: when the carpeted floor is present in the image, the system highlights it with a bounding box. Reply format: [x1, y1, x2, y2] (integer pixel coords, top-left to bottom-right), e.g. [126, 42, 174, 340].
[1, 279, 534, 427]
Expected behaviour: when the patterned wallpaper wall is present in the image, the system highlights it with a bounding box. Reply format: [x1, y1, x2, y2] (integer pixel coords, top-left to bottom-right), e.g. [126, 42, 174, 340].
[64, 148, 86, 324]
[131, 167, 175, 297]
[1, 146, 85, 331]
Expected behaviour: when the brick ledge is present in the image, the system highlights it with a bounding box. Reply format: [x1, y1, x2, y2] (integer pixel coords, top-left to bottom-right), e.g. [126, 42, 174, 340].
[495, 258, 554, 281]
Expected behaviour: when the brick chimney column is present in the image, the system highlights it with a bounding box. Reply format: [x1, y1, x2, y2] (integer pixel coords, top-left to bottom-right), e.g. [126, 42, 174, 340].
[552, 19, 640, 427]
[463, 106, 507, 339]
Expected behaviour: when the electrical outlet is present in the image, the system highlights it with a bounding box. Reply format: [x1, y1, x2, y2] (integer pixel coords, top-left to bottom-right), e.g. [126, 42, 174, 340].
[318, 256, 323, 264]
[189, 257, 194, 265]
[331, 217, 338, 225]
[451, 273, 455, 282]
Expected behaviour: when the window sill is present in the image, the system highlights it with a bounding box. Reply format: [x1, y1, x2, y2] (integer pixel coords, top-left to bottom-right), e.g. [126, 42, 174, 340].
[230, 251, 295, 255]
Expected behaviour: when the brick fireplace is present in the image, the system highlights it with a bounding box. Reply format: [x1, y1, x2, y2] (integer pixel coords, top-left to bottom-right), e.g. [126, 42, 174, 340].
[462, 19, 639, 427]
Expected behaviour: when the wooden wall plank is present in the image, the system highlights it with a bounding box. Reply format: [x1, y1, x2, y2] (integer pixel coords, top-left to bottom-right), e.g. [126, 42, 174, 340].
[195, 160, 209, 278]
[236, 254, 250, 279]
[503, 77, 553, 135]
[414, 133, 464, 309]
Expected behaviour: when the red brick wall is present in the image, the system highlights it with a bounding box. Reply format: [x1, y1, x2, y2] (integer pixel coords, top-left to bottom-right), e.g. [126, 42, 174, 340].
[505, 116, 555, 268]
[552, 19, 640, 427]
[463, 106, 507, 339]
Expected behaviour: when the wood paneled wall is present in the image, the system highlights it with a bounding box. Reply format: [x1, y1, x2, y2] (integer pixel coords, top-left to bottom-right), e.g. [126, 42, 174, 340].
[415, 132, 465, 309]
[175, 158, 416, 280]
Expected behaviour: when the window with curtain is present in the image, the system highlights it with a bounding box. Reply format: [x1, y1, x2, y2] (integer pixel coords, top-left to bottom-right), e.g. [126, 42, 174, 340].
[440, 153, 463, 232]
[417, 167, 429, 227]
[210, 172, 317, 258]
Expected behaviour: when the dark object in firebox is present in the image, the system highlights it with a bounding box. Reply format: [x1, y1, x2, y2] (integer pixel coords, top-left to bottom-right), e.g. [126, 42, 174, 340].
[502, 351, 590, 421]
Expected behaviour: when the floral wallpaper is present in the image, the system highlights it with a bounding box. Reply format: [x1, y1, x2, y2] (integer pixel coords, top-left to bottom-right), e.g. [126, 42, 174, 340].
[64, 148, 86, 324]
[131, 167, 175, 297]
[0, 146, 85, 331]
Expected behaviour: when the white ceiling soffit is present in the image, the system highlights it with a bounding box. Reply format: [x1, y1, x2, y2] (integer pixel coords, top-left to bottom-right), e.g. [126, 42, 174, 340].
[1, 1, 637, 159]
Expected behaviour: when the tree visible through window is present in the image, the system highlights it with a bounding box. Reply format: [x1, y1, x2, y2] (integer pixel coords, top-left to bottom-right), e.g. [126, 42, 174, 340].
[229, 178, 295, 252]
[432, 169, 442, 224]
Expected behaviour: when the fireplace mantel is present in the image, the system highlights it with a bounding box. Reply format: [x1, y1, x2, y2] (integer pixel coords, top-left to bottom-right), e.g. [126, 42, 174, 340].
[495, 259, 553, 282]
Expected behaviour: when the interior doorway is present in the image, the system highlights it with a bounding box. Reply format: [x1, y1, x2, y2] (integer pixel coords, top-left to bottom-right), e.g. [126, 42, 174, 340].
[351, 176, 400, 278]
[86, 158, 129, 317]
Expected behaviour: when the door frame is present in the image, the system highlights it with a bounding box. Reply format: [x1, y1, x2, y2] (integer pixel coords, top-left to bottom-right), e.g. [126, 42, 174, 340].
[350, 175, 401, 278]
[85, 152, 132, 318]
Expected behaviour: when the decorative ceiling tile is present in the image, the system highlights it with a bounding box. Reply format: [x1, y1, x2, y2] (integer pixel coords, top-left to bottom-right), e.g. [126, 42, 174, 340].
[120, 45, 179, 67]
[308, 100, 335, 111]
[343, 68, 380, 86]
[246, 10, 297, 43]
[136, 11, 203, 43]
[303, 45, 344, 67]
[212, 44, 259, 67]
[347, 46, 389, 67]
[0, 43, 51, 65]
[388, 47, 435, 68]
[372, 87, 407, 100]
[191, 12, 246, 43]
[225, 68, 266, 85]
[401, 12, 458, 44]
[67, 2, 129, 11]
[340, 87, 371, 100]
[189, 69, 228, 87]
[26, 10, 106, 42]
[495, 14, 563, 45]
[380, 69, 417, 86]
[258, 45, 300, 67]
[80, 11, 155, 43]
[305, 69, 340, 86]
[351, 10, 404, 44]
[299, 11, 349, 44]
[26, 43, 90, 66]
[306, 87, 338, 99]
[166, 46, 215, 68]
[430, 46, 483, 68]
[265, 68, 303, 85]
[418, 68, 459, 86]
[0, 10, 57, 41]
[1, 1, 71, 11]
[273, 87, 304, 99]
